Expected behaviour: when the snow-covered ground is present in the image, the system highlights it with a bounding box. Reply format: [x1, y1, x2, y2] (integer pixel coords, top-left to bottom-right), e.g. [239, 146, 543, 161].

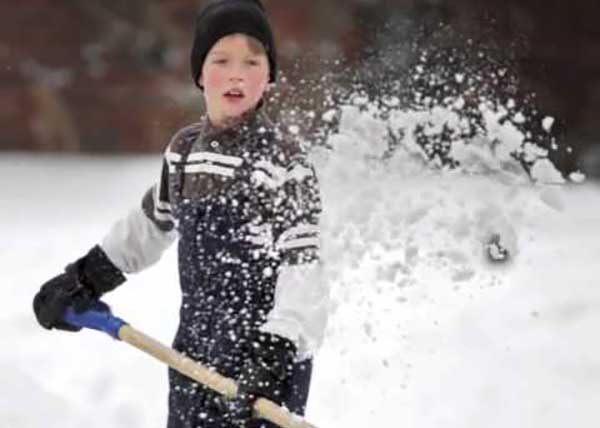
[2, 146, 599, 428]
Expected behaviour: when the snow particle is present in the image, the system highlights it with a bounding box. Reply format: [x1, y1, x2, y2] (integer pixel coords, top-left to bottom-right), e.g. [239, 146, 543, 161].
[569, 170, 586, 183]
[322, 109, 337, 122]
[453, 97, 465, 110]
[383, 96, 400, 107]
[352, 95, 368, 106]
[542, 116, 555, 132]
[530, 159, 565, 184]
[513, 112, 526, 124]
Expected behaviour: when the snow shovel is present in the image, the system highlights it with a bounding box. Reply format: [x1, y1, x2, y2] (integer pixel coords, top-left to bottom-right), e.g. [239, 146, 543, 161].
[63, 302, 319, 428]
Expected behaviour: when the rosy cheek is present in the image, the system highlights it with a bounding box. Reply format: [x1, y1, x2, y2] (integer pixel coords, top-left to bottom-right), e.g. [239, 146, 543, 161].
[204, 70, 224, 90]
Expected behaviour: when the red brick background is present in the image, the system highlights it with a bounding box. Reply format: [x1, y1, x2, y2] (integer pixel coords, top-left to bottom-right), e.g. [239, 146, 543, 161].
[2, 0, 599, 173]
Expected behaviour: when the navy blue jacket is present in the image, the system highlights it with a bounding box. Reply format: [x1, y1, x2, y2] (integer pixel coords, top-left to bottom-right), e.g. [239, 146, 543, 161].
[100, 110, 327, 427]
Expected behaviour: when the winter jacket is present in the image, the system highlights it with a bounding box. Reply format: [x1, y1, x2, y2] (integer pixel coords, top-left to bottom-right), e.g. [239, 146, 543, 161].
[100, 109, 327, 427]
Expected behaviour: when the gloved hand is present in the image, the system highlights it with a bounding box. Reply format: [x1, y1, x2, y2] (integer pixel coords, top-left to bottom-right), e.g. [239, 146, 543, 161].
[33, 245, 126, 331]
[226, 332, 297, 428]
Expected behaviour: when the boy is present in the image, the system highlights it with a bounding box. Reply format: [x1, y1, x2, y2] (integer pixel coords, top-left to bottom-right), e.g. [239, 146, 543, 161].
[32, 1, 328, 427]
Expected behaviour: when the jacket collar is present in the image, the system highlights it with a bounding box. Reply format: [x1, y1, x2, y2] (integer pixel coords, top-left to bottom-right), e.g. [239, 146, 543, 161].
[200, 108, 268, 144]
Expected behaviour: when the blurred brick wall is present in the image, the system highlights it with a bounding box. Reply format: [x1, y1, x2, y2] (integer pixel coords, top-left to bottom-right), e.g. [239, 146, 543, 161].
[2, 0, 600, 172]
[0, 0, 375, 153]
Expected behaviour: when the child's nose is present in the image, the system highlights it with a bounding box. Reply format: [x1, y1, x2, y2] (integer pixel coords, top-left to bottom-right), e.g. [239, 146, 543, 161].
[228, 64, 246, 81]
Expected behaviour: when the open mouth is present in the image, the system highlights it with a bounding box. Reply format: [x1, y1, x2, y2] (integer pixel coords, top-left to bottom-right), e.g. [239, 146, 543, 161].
[223, 89, 245, 100]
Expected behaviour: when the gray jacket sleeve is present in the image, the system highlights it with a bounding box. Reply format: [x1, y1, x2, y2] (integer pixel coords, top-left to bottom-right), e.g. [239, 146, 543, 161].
[259, 153, 329, 360]
[100, 156, 177, 274]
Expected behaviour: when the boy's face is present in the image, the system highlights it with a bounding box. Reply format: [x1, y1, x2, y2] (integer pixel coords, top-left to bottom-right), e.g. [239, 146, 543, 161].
[199, 33, 270, 127]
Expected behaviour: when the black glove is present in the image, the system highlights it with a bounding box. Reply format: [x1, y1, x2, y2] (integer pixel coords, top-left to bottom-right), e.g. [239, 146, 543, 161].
[226, 332, 297, 428]
[33, 245, 126, 331]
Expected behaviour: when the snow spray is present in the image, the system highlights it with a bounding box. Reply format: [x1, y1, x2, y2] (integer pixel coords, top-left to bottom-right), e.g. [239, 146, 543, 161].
[277, 23, 585, 427]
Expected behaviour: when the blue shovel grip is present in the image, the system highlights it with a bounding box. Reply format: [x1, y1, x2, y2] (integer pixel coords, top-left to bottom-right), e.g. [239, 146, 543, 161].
[63, 302, 128, 340]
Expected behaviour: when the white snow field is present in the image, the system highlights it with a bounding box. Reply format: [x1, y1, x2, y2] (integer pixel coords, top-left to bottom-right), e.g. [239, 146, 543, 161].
[2, 120, 599, 428]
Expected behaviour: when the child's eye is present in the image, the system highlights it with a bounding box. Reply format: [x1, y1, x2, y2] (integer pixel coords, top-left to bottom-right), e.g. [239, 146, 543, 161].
[214, 59, 228, 64]
[246, 59, 259, 66]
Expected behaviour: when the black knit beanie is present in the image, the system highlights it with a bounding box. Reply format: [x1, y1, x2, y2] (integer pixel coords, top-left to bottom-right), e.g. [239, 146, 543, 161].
[191, 0, 277, 89]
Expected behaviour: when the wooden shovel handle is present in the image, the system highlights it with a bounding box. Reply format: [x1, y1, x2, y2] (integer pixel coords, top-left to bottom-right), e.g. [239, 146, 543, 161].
[119, 325, 319, 428]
